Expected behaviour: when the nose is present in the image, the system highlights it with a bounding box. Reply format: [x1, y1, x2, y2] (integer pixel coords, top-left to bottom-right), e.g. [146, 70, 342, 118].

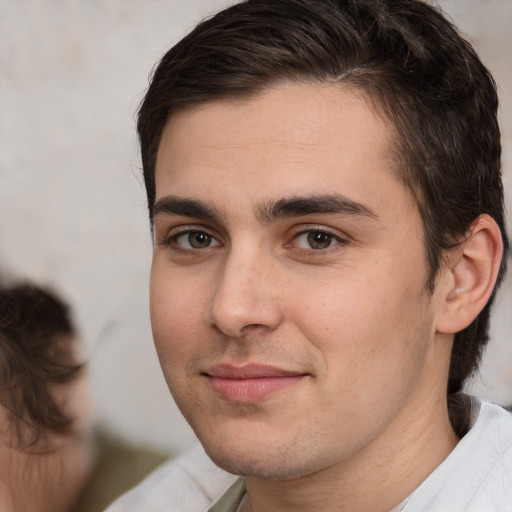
[207, 249, 284, 338]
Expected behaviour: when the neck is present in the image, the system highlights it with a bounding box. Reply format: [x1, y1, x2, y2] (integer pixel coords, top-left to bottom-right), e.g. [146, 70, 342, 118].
[243, 392, 458, 512]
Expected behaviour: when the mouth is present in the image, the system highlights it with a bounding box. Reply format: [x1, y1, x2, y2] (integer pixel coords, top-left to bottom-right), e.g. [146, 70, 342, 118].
[203, 364, 309, 402]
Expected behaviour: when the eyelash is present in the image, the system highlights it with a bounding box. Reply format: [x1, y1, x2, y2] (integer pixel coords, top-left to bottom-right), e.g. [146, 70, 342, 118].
[159, 225, 348, 255]
[160, 226, 221, 252]
[289, 227, 347, 253]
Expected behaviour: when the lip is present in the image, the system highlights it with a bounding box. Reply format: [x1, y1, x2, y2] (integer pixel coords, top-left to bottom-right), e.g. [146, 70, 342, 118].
[204, 364, 308, 402]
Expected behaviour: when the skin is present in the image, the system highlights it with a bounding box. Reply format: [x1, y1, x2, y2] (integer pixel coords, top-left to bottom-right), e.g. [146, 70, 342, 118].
[0, 339, 95, 512]
[150, 84, 460, 512]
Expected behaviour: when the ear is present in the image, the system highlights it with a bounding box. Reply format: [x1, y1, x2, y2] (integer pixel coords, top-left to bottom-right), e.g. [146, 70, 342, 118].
[435, 214, 503, 334]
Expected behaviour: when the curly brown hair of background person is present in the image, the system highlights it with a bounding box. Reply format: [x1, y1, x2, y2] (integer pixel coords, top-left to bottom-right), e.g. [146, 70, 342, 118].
[0, 283, 84, 450]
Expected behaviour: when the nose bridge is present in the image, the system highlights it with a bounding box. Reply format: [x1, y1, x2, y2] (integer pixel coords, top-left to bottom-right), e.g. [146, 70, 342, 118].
[208, 243, 282, 337]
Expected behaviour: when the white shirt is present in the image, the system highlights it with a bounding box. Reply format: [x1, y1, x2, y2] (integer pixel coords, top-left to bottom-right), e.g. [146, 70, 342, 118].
[105, 397, 512, 512]
[104, 443, 236, 512]
[401, 398, 512, 512]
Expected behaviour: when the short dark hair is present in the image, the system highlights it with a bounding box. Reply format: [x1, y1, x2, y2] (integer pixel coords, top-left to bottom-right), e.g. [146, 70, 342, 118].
[0, 283, 83, 450]
[138, 0, 509, 394]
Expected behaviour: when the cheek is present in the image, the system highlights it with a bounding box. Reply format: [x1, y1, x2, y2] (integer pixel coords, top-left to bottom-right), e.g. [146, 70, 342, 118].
[295, 268, 428, 372]
[296, 283, 432, 434]
[293, 275, 383, 344]
[150, 267, 209, 367]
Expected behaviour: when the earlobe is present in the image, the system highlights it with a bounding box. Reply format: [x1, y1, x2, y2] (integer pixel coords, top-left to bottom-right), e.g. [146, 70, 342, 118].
[436, 214, 503, 334]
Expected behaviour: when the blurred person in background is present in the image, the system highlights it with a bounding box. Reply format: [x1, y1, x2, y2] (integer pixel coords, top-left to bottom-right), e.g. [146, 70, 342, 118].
[0, 282, 168, 511]
[0, 282, 94, 511]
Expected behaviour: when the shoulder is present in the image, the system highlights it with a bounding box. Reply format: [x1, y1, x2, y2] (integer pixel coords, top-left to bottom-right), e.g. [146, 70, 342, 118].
[104, 443, 237, 512]
[405, 396, 512, 512]
[463, 400, 512, 511]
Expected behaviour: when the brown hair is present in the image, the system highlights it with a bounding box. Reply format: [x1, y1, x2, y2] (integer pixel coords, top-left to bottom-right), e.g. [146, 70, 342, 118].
[0, 283, 83, 449]
[137, 0, 508, 393]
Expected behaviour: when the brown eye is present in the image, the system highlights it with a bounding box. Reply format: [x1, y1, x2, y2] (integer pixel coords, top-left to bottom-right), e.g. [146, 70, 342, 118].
[172, 230, 221, 249]
[293, 230, 340, 250]
[188, 232, 212, 248]
[307, 231, 334, 249]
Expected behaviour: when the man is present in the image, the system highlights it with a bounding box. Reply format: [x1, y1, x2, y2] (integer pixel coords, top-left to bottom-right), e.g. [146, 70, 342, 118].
[108, 0, 511, 510]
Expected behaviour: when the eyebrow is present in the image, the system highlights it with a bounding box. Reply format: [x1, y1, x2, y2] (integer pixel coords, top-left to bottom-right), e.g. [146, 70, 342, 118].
[257, 194, 379, 223]
[153, 196, 219, 220]
[152, 193, 379, 224]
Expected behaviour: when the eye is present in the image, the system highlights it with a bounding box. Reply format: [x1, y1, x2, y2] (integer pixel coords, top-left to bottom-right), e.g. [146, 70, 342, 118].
[173, 230, 221, 249]
[293, 230, 341, 250]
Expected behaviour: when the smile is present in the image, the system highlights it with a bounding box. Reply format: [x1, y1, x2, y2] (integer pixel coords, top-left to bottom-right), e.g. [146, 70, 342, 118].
[204, 364, 308, 402]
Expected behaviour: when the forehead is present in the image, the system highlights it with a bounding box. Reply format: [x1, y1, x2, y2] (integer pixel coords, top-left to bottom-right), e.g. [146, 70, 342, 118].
[155, 83, 412, 222]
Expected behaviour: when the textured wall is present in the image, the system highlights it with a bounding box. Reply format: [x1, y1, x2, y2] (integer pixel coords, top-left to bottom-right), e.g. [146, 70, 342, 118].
[0, 0, 511, 455]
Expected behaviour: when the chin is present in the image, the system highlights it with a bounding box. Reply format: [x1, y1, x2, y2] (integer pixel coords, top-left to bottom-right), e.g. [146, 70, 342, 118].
[201, 437, 322, 481]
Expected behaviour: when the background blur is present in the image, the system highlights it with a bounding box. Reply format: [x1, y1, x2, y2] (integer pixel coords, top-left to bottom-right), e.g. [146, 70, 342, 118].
[1, 0, 511, 456]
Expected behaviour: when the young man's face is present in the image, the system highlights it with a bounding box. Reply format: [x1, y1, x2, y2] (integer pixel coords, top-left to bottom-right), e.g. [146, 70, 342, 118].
[150, 84, 452, 480]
